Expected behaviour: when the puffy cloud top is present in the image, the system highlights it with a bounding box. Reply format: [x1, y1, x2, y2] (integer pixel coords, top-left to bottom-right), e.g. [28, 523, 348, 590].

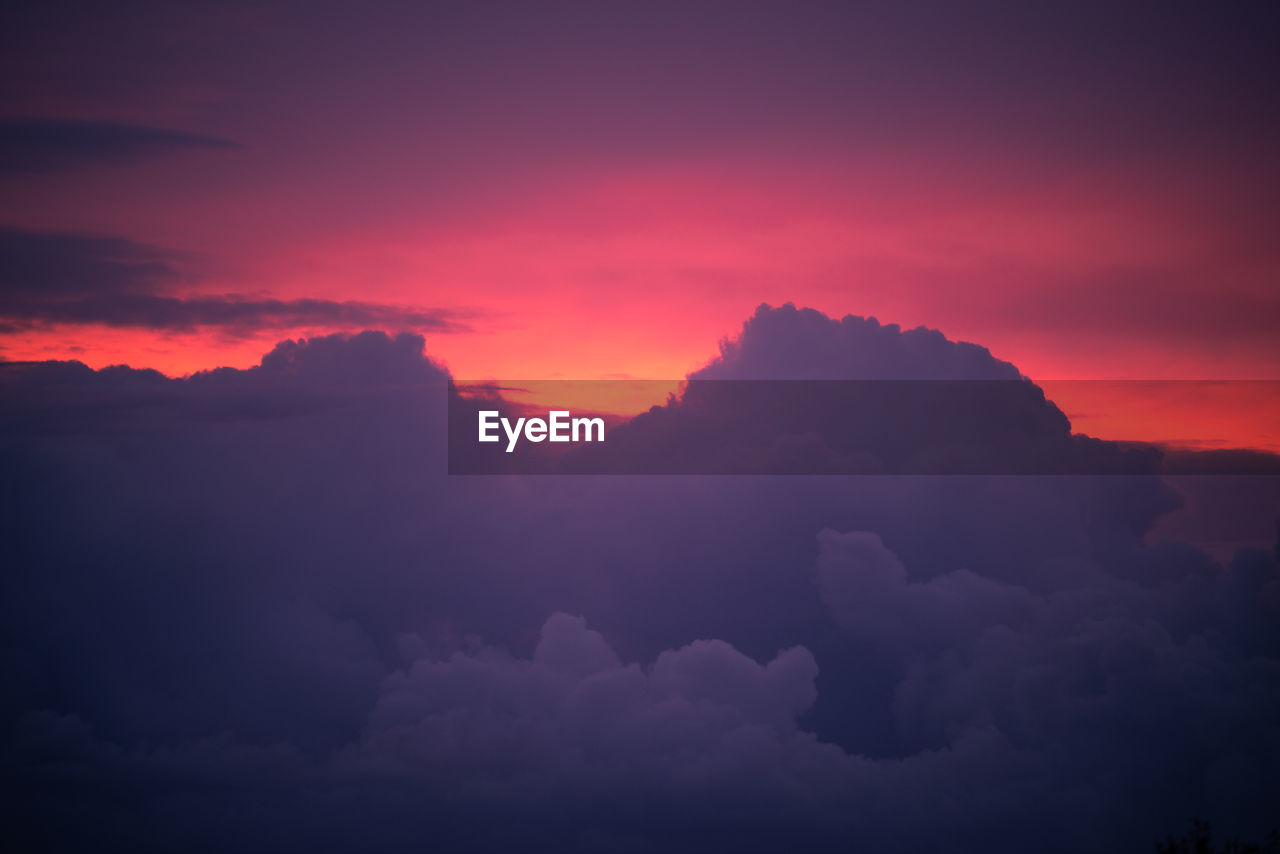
[692, 303, 1022, 381]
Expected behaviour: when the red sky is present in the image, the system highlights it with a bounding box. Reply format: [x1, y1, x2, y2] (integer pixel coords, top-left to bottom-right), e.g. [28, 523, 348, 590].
[2, 2, 1278, 448]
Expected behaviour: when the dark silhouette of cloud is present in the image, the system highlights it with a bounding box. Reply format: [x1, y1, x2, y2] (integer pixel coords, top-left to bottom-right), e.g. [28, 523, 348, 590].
[547, 377, 1164, 474]
[691, 303, 1024, 381]
[452, 305, 1275, 476]
[1, 313, 1278, 852]
[0, 118, 240, 173]
[0, 228, 474, 334]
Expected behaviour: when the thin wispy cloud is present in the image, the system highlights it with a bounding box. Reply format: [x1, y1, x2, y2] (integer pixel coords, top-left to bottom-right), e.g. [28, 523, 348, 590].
[0, 228, 476, 335]
[0, 118, 241, 173]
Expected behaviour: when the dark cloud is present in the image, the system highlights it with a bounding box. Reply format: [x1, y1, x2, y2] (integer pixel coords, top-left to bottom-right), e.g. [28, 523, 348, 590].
[0, 228, 474, 334]
[338, 612, 823, 788]
[2, 311, 1278, 852]
[0, 227, 186, 297]
[0, 118, 240, 173]
[542, 378, 1166, 474]
[691, 303, 1024, 381]
[567, 304, 1140, 473]
[462, 306, 1269, 475]
[7, 291, 474, 334]
[816, 529, 1039, 653]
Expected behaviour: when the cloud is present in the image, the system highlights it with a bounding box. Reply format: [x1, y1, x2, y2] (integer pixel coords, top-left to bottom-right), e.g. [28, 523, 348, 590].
[1, 330, 452, 438]
[6, 292, 474, 334]
[1, 313, 1278, 852]
[0, 118, 240, 173]
[816, 529, 1039, 652]
[0, 228, 474, 335]
[535, 304, 1164, 475]
[691, 303, 1024, 381]
[1, 227, 186, 296]
[339, 613, 823, 786]
[811, 522, 1280, 841]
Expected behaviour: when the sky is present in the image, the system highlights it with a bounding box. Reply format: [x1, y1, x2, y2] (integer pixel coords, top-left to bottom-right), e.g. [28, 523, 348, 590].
[3, 7, 1280, 851]
[2, 1, 1279, 392]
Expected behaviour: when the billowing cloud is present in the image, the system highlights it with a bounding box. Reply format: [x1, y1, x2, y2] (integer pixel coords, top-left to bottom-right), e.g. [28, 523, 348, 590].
[2, 313, 1278, 852]
[816, 529, 1039, 652]
[0, 228, 475, 334]
[692, 303, 1024, 381]
[339, 613, 822, 785]
[523, 305, 1170, 475]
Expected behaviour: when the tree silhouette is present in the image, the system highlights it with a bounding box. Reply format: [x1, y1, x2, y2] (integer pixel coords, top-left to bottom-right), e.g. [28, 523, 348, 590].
[1156, 820, 1280, 854]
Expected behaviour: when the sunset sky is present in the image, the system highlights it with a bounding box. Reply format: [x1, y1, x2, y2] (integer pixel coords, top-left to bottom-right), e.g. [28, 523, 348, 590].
[7, 5, 1280, 852]
[3, 1, 1278, 396]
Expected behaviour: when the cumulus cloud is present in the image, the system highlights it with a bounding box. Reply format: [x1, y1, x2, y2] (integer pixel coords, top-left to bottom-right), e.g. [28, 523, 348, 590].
[555, 304, 1163, 475]
[811, 523, 1280, 842]
[815, 529, 1038, 652]
[2, 312, 1278, 852]
[339, 613, 824, 790]
[691, 303, 1023, 381]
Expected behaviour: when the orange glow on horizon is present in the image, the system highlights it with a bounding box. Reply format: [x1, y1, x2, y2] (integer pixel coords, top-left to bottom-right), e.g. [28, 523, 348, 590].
[5, 323, 1280, 455]
[5, 156, 1278, 453]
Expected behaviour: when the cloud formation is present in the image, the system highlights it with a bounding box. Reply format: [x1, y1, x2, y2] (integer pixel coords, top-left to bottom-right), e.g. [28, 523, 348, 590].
[526, 305, 1173, 475]
[0, 118, 239, 173]
[1, 310, 1278, 852]
[816, 529, 1039, 652]
[692, 303, 1024, 381]
[0, 228, 474, 335]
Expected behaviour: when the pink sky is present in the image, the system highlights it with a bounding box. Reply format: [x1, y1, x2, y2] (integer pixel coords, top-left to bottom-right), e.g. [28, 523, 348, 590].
[2, 2, 1278, 447]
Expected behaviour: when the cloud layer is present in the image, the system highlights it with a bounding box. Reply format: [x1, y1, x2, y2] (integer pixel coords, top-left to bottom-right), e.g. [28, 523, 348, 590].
[2, 307, 1278, 852]
[0, 228, 474, 335]
[0, 118, 240, 173]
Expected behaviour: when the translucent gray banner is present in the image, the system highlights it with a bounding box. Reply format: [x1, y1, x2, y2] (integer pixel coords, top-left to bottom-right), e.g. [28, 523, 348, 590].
[447, 380, 1280, 475]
